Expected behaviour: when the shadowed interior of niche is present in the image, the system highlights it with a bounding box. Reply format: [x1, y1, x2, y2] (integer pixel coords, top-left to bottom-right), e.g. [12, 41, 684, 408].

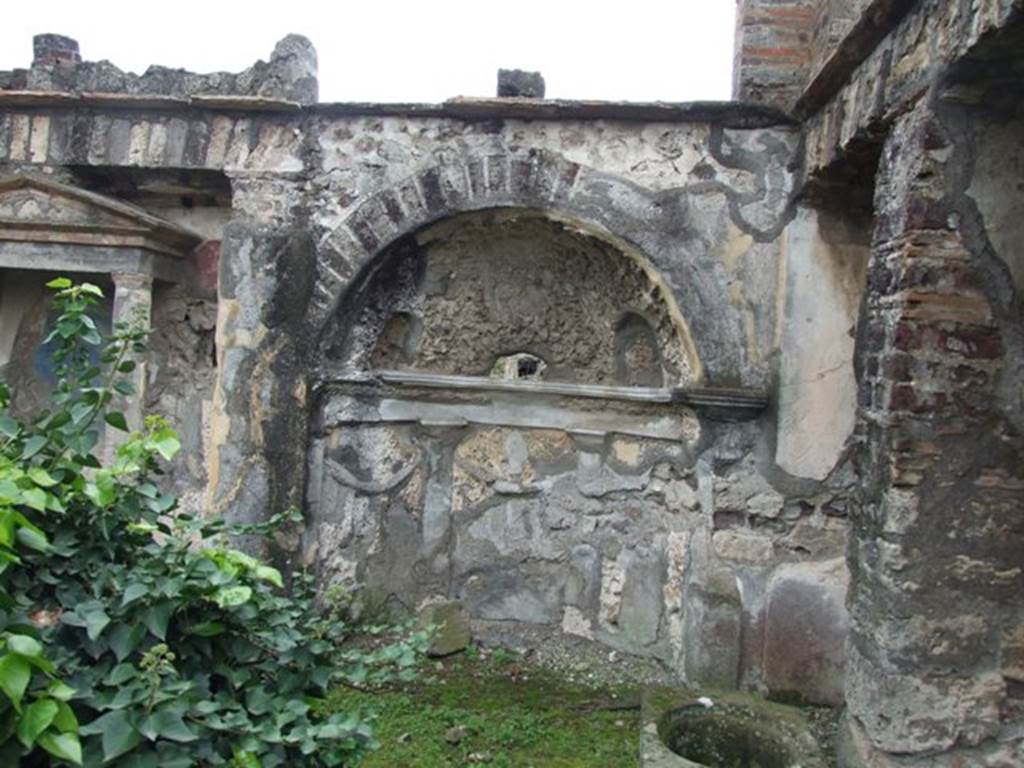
[320, 208, 694, 387]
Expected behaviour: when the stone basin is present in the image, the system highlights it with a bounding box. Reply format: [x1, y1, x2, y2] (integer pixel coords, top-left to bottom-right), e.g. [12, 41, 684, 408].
[641, 687, 828, 768]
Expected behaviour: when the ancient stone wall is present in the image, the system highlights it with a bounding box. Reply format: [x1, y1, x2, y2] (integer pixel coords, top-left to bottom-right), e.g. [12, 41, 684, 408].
[734, 0, 1024, 764]
[5, 8, 1022, 750]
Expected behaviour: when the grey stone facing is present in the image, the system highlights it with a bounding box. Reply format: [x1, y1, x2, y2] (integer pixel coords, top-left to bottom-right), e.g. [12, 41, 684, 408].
[497, 69, 545, 99]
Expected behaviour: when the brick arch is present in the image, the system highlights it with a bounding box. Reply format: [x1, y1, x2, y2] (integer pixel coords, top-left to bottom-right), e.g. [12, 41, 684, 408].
[306, 148, 750, 385]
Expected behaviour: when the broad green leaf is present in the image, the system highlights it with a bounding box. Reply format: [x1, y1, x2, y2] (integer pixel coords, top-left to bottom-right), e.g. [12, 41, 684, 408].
[224, 550, 259, 571]
[121, 583, 150, 606]
[37, 731, 82, 765]
[147, 493, 177, 514]
[53, 700, 78, 732]
[232, 749, 262, 768]
[15, 526, 48, 552]
[27, 467, 57, 488]
[20, 435, 47, 460]
[8, 633, 43, 658]
[141, 601, 174, 640]
[108, 623, 146, 662]
[81, 709, 142, 761]
[188, 621, 226, 637]
[17, 697, 59, 747]
[70, 402, 93, 426]
[47, 680, 77, 702]
[213, 586, 252, 609]
[84, 472, 117, 508]
[0, 415, 19, 438]
[140, 709, 197, 743]
[136, 483, 158, 499]
[21, 487, 47, 512]
[106, 663, 138, 686]
[84, 608, 111, 641]
[104, 412, 129, 432]
[0, 653, 31, 709]
[245, 686, 273, 715]
[80, 283, 104, 297]
[150, 428, 181, 462]
[45, 277, 72, 289]
[254, 565, 284, 589]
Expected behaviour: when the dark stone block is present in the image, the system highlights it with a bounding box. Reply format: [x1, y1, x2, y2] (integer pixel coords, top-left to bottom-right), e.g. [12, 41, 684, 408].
[418, 168, 446, 213]
[33, 34, 80, 67]
[349, 216, 380, 253]
[485, 155, 508, 193]
[378, 190, 405, 227]
[183, 120, 211, 167]
[466, 158, 486, 198]
[497, 68, 545, 99]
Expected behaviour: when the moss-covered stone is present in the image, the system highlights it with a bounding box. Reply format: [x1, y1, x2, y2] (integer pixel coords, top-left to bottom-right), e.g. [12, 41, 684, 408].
[641, 687, 828, 767]
[418, 599, 471, 657]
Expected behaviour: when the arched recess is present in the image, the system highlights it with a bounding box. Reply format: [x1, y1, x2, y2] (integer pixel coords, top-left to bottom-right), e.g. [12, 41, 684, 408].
[317, 207, 700, 387]
[304, 149, 755, 387]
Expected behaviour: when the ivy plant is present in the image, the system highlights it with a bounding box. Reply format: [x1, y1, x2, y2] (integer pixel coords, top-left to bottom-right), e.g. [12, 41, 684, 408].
[0, 278, 428, 766]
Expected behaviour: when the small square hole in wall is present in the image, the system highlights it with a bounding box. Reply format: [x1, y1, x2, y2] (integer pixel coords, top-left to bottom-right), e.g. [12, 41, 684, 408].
[491, 352, 547, 381]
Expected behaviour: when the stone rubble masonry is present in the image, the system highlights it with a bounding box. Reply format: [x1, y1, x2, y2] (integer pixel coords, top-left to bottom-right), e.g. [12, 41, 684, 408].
[2, 33, 318, 105]
[802, 0, 1023, 176]
[0, 5, 1022, 764]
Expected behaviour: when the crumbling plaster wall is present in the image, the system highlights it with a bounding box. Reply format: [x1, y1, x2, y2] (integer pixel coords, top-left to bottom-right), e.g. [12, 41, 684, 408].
[0, 33, 862, 704]
[324, 210, 694, 385]
[295, 113, 857, 699]
[737, 0, 1024, 764]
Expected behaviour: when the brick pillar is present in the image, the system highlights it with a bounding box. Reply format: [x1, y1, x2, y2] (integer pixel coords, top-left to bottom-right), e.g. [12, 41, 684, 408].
[733, 0, 816, 111]
[845, 106, 1024, 765]
[32, 34, 80, 67]
[109, 273, 152, 439]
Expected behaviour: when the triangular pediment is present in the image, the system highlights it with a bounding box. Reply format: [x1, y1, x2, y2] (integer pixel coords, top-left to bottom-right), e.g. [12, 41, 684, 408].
[0, 175, 201, 257]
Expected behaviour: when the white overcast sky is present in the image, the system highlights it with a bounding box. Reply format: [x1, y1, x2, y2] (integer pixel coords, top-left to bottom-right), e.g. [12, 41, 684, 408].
[2, 1, 737, 103]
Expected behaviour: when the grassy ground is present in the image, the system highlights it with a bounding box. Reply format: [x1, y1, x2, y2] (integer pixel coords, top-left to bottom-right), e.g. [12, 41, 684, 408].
[322, 647, 642, 767]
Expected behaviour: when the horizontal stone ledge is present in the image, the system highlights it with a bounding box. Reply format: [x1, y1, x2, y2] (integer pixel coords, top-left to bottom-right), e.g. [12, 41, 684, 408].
[0, 242, 191, 284]
[434, 97, 797, 128]
[318, 370, 768, 422]
[792, 0, 919, 120]
[316, 391, 698, 443]
[0, 90, 302, 112]
[0, 90, 795, 127]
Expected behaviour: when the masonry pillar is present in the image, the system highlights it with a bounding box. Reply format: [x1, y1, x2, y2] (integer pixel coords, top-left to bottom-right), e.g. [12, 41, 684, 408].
[844, 106, 1024, 766]
[733, 0, 816, 110]
[207, 179, 316, 563]
[107, 273, 152, 455]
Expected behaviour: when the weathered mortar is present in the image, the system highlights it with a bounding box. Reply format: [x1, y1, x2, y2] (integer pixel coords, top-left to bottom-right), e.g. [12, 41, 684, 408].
[0, 29, 849, 703]
[6, 9, 1022, 750]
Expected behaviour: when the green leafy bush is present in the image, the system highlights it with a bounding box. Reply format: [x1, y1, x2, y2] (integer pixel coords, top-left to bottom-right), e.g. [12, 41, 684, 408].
[0, 279, 427, 766]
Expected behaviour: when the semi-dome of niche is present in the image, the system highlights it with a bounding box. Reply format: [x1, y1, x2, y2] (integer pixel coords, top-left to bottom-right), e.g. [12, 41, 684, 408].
[322, 209, 696, 386]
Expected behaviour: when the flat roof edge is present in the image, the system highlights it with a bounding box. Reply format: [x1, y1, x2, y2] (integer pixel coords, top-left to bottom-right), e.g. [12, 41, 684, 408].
[0, 90, 797, 128]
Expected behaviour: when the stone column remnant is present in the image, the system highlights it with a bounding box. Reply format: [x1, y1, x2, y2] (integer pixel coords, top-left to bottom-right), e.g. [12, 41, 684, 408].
[266, 34, 319, 104]
[106, 273, 153, 460]
[732, 0, 815, 110]
[846, 104, 1024, 764]
[32, 34, 81, 68]
[497, 69, 545, 98]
